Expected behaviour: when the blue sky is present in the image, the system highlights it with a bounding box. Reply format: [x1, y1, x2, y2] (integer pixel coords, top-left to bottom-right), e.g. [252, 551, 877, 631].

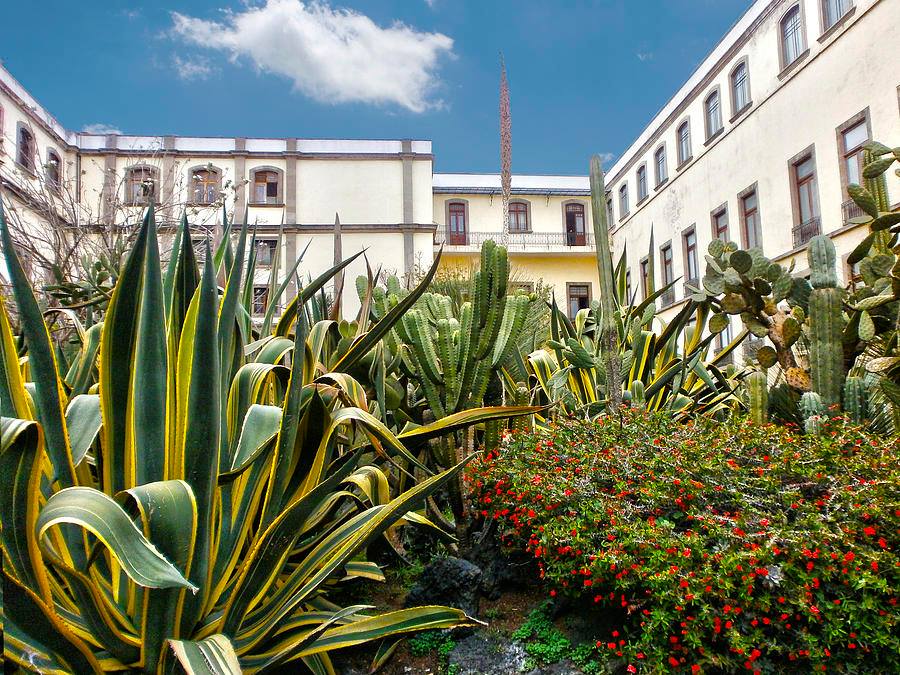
[3, 0, 749, 174]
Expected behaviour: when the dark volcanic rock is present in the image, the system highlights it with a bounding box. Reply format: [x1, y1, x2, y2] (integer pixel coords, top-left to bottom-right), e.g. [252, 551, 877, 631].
[404, 556, 482, 617]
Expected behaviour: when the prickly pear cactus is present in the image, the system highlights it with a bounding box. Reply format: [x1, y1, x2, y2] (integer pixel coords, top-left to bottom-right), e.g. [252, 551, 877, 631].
[746, 370, 768, 425]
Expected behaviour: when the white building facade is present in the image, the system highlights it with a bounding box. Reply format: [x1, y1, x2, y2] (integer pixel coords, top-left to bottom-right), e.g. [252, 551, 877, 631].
[1, 0, 898, 323]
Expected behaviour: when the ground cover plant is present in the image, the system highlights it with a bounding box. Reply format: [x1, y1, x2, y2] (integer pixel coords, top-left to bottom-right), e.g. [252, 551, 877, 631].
[469, 410, 899, 672]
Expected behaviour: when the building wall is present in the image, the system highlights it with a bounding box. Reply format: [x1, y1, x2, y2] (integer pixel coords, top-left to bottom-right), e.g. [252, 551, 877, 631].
[605, 0, 900, 323]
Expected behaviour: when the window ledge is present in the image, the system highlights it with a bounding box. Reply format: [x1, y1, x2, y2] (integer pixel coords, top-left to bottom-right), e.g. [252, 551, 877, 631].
[186, 202, 219, 208]
[729, 103, 753, 124]
[508, 229, 533, 235]
[676, 157, 693, 171]
[619, 213, 631, 223]
[15, 162, 36, 177]
[654, 177, 669, 190]
[636, 196, 648, 207]
[703, 128, 724, 147]
[818, 6, 856, 43]
[248, 202, 286, 208]
[777, 49, 810, 81]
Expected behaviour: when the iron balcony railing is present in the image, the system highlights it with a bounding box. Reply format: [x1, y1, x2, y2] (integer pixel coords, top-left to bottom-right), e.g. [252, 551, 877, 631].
[433, 229, 596, 251]
[792, 216, 821, 248]
[841, 199, 865, 225]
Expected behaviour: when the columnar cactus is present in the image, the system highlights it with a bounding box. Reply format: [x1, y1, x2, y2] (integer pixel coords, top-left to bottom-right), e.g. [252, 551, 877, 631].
[747, 370, 768, 425]
[806, 236, 845, 408]
[800, 391, 826, 435]
[843, 376, 869, 424]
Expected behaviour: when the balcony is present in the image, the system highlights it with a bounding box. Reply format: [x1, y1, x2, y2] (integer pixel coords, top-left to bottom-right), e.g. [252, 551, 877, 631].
[792, 217, 820, 248]
[841, 199, 866, 225]
[433, 229, 596, 253]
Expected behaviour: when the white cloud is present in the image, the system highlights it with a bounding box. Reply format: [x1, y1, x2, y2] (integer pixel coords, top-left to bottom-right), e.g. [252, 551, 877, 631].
[597, 152, 616, 164]
[169, 0, 454, 113]
[424, 0, 437, 7]
[173, 55, 214, 81]
[636, 51, 654, 62]
[81, 123, 122, 135]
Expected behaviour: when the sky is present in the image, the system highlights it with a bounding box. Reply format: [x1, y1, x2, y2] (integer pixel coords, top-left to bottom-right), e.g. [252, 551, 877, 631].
[3, 0, 750, 175]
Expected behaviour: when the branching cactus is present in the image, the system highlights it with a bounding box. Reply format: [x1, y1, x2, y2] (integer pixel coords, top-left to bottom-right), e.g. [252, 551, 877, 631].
[807, 235, 845, 408]
[844, 376, 869, 424]
[747, 370, 769, 425]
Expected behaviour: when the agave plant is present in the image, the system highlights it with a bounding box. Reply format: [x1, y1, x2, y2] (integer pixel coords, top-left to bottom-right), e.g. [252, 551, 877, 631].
[0, 202, 513, 673]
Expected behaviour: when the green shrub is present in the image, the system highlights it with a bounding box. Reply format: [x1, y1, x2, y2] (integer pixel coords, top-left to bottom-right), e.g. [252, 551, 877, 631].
[468, 410, 899, 672]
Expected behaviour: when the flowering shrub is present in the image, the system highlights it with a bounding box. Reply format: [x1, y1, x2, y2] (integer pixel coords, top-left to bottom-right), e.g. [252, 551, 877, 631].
[468, 411, 899, 673]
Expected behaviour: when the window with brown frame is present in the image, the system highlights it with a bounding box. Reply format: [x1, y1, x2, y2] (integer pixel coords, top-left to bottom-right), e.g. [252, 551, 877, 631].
[191, 168, 220, 205]
[126, 166, 157, 205]
[654, 146, 668, 186]
[677, 121, 692, 165]
[567, 283, 591, 319]
[252, 286, 269, 316]
[792, 154, 820, 245]
[712, 207, 729, 241]
[714, 314, 734, 351]
[251, 169, 280, 204]
[565, 203, 586, 246]
[606, 196, 614, 225]
[45, 149, 61, 191]
[625, 269, 633, 301]
[509, 201, 529, 232]
[16, 125, 35, 172]
[447, 201, 467, 244]
[704, 91, 723, 140]
[740, 189, 762, 249]
[660, 243, 674, 305]
[0, 105, 5, 149]
[839, 120, 868, 190]
[781, 6, 804, 67]
[639, 257, 651, 300]
[683, 229, 699, 283]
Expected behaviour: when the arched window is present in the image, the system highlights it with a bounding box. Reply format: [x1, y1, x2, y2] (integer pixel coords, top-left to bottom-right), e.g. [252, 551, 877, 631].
[447, 201, 467, 245]
[618, 184, 629, 218]
[677, 120, 692, 165]
[564, 202, 586, 246]
[731, 61, 750, 114]
[704, 90, 722, 140]
[190, 166, 221, 205]
[781, 6, 804, 67]
[654, 145, 668, 186]
[508, 201, 529, 232]
[250, 168, 281, 205]
[16, 124, 36, 172]
[125, 165, 158, 205]
[46, 149, 62, 191]
[636, 164, 647, 202]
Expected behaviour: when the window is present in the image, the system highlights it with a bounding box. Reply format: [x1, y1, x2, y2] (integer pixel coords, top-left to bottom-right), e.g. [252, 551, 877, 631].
[637, 165, 648, 202]
[191, 167, 221, 205]
[781, 6, 805, 68]
[712, 207, 729, 241]
[447, 201, 467, 244]
[822, 0, 851, 30]
[731, 61, 750, 115]
[740, 188, 762, 249]
[252, 286, 269, 316]
[660, 243, 674, 304]
[0, 105, 4, 149]
[565, 203, 586, 246]
[619, 184, 629, 218]
[625, 269, 633, 301]
[16, 125, 35, 172]
[256, 239, 278, 266]
[567, 283, 591, 319]
[683, 228, 699, 283]
[45, 149, 61, 191]
[126, 166, 158, 205]
[639, 257, 651, 300]
[677, 121, 692, 166]
[715, 315, 734, 351]
[792, 153, 821, 246]
[606, 196, 614, 225]
[840, 119, 868, 189]
[509, 201, 529, 232]
[704, 90, 723, 140]
[654, 145, 668, 186]
[251, 169, 281, 205]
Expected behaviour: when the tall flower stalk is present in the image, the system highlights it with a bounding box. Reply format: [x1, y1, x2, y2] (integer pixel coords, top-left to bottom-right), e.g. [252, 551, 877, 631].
[499, 55, 512, 237]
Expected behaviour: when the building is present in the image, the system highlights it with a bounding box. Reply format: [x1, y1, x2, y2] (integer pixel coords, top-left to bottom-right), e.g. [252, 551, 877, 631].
[2, 0, 899, 324]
